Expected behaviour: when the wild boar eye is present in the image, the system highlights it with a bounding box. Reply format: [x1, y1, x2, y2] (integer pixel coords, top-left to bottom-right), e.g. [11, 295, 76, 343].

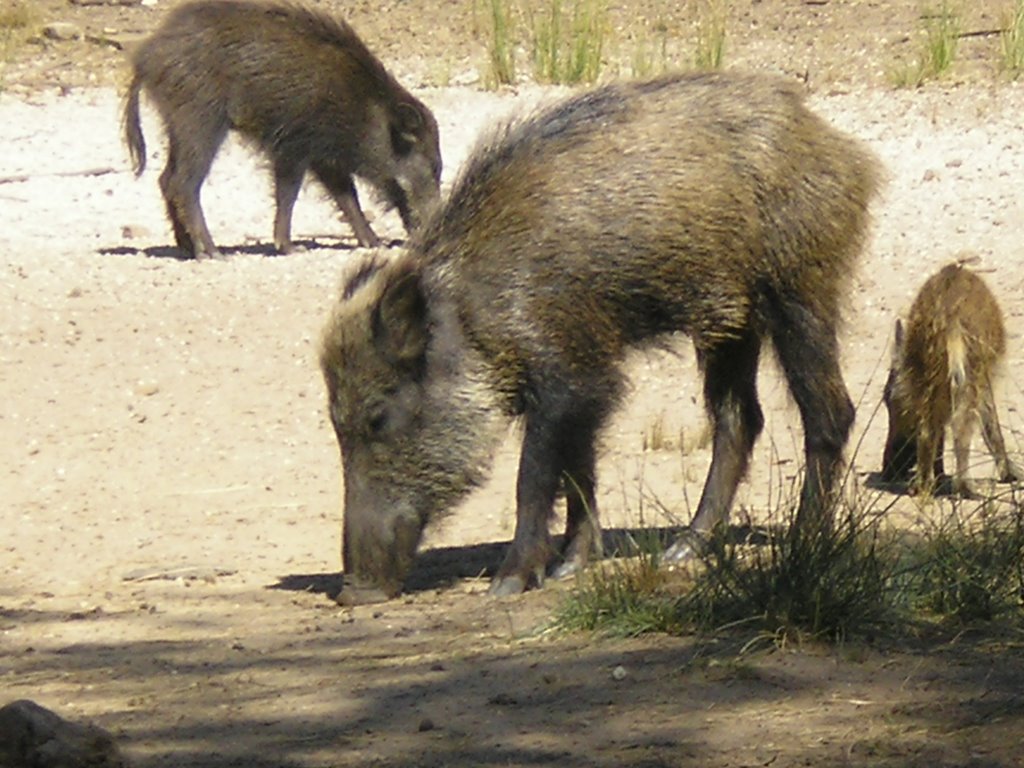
[368, 410, 388, 436]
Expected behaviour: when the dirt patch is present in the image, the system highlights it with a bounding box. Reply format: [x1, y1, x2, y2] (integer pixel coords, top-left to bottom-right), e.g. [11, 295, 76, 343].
[2, 1, 1024, 766]
[0, 0, 1016, 92]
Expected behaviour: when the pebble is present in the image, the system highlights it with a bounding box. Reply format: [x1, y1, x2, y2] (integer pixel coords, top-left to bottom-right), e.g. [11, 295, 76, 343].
[43, 23, 83, 42]
[134, 379, 160, 396]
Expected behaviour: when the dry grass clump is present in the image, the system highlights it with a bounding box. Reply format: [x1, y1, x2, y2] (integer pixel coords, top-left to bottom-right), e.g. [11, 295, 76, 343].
[554, 480, 1024, 644]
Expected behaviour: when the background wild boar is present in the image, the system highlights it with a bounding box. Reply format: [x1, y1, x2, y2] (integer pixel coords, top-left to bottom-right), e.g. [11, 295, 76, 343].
[320, 72, 882, 602]
[123, 0, 441, 259]
[882, 262, 1022, 497]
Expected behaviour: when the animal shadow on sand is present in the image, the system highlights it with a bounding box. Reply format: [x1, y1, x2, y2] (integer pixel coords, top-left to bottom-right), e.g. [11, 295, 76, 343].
[98, 237, 402, 260]
[863, 469, 987, 497]
[269, 524, 775, 599]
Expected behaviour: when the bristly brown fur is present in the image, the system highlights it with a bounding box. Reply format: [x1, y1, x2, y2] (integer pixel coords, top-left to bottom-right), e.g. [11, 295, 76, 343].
[883, 261, 1022, 497]
[341, 255, 388, 301]
[322, 71, 883, 599]
[122, 0, 441, 258]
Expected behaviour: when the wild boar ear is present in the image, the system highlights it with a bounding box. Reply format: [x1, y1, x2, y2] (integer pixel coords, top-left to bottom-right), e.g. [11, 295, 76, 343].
[891, 319, 905, 365]
[390, 103, 424, 156]
[372, 267, 429, 372]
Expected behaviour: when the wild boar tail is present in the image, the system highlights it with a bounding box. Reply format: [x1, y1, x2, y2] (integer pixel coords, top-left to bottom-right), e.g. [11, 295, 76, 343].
[123, 74, 147, 176]
[947, 322, 968, 393]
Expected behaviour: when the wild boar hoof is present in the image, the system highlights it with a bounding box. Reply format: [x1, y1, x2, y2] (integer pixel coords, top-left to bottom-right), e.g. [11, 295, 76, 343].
[489, 562, 548, 596]
[662, 530, 709, 564]
[1002, 463, 1024, 483]
[550, 560, 583, 581]
[907, 480, 928, 497]
[488, 574, 527, 596]
[951, 481, 982, 500]
[334, 584, 393, 606]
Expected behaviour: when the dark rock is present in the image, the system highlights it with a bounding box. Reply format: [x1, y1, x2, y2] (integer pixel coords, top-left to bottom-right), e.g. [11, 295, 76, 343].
[0, 699, 129, 768]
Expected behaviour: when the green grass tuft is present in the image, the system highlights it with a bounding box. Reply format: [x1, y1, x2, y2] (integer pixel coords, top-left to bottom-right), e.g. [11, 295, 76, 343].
[1001, 0, 1024, 78]
[693, 0, 726, 71]
[891, 2, 961, 87]
[483, 0, 517, 88]
[553, 477, 1024, 646]
[683, 508, 901, 643]
[554, 495, 904, 644]
[478, 0, 608, 87]
[553, 534, 685, 637]
[528, 0, 607, 85]
[922, 2, 960, 76]
[901, 500, 1024, 623]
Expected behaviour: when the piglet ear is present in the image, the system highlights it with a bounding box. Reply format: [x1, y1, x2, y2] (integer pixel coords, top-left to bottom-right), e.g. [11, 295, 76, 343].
[391, 103, 424, 156]
[372, 265, 429, 373]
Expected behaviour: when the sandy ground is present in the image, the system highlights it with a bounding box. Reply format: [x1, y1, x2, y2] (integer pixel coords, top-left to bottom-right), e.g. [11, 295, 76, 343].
[3, 2, 1024, 765]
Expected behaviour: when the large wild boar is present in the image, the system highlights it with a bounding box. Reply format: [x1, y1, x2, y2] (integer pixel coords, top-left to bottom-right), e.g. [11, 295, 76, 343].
[882, 262, 1022, 497]
[320, 72, 882, 603]
[123, 0, 441, 259]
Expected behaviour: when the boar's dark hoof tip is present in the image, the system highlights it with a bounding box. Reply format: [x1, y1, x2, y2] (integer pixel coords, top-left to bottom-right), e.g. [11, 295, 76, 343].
[662, 531, 708, 565]
[488, 574, 529, 597]
[549, 561, 582, 581]
[950, 483, 983, 501]
[1002, 468, 1024, 484]
[334, 584, 393, 607]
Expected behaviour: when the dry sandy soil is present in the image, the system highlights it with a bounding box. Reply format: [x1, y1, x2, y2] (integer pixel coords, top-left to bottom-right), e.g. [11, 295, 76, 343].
[3, 1, 1024, 766]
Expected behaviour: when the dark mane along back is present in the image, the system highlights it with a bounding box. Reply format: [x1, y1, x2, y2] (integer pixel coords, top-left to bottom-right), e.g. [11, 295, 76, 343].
[456, 84, 631, 203]
[441, 73, 741, 221]
[414, 82, 637, 256]
[262, 1, 400, 88]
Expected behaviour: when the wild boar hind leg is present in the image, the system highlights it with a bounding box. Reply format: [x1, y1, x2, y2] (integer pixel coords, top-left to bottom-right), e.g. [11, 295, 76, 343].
[977, 383, 1024, 483]
[159, 123, 225, 259]
[272, 155, 308, 254]
[771, 302, 855, 529]
[552, 437, 602, 581]
[664, 332, 764, 562]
